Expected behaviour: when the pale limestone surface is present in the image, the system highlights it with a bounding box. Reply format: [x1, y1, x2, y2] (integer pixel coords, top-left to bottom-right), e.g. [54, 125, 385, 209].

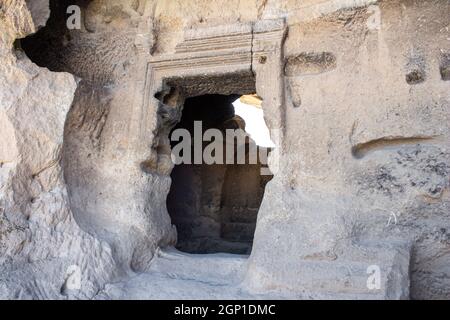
[0, 0, 449, 300]
[0, 0, 117, 299]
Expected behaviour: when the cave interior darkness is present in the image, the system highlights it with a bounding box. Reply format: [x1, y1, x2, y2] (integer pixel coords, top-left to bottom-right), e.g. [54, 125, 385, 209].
[166, 94, 273, 255]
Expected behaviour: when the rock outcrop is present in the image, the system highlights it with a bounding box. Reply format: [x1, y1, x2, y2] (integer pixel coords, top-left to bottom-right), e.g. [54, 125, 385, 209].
[0, 0, 449, 300]
[0, 0, 117, 299]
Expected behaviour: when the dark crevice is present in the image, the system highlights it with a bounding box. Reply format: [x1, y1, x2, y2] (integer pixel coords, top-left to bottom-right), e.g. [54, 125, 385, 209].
[20, 0, 91, 72]
[166, 94, 273, 255]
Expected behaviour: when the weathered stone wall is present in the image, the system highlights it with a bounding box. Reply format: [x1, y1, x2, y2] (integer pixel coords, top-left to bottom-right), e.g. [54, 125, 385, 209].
[0, 0, 117, 299]
[0, 0, 449, 299]
[20, 0, 177, 272]
[248, 0, 450, 299]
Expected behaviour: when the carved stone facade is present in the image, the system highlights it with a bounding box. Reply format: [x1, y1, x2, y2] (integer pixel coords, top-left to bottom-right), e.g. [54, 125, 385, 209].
[0, 0, 449, 299]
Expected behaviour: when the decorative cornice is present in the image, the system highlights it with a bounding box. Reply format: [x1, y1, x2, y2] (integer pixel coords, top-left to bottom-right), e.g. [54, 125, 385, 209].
[149, 19, 286, 74]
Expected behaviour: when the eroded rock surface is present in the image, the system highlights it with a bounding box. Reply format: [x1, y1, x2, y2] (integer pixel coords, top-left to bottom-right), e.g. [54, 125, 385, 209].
[0, 0, 449, 300]
[0, 0, 117, 299]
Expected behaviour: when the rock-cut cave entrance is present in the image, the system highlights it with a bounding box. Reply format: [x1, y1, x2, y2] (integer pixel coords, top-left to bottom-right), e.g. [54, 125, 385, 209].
[166, 93, 273, 255]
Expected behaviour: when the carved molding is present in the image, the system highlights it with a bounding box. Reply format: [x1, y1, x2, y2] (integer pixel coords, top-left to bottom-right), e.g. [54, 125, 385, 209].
[137, 19, 287, 169]
[148, 19, 286, 76]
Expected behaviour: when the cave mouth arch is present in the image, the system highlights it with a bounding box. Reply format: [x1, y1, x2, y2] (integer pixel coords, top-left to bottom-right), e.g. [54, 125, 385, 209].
[164, 93, 273, 255]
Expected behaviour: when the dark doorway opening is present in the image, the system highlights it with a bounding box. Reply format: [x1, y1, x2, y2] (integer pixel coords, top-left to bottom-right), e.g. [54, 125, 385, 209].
[167, 94, 273, 255]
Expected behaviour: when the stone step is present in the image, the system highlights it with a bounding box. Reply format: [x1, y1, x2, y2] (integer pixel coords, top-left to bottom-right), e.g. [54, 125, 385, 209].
[246, 240, 411, 299]
[176, 237, 252, 255]
[149, 248, 249, 286]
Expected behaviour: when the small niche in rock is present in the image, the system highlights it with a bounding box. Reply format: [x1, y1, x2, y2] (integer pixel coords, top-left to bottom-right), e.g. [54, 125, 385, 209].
[166, 94, 273, 255]
[19, 0, 91, 73]
[406, 69, 425, 85]
[440, 53, 450, 81]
